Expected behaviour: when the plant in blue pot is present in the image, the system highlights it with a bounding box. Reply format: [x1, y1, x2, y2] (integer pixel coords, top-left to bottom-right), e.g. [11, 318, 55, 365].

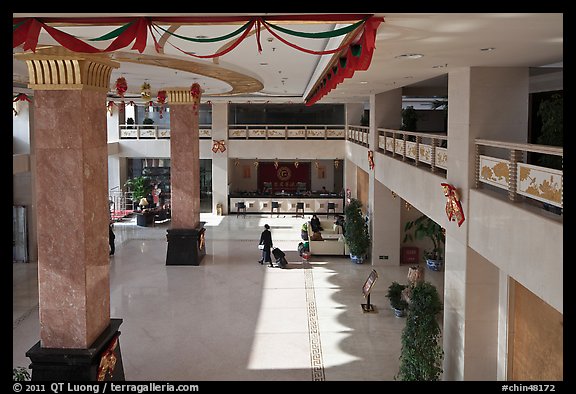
[344, 198, 370, 264]
[403, 215, 445, 271]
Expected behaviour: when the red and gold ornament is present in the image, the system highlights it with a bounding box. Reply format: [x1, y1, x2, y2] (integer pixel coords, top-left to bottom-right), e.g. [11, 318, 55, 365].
[441, 183, 465, 227]
[157, 90, 167, 118]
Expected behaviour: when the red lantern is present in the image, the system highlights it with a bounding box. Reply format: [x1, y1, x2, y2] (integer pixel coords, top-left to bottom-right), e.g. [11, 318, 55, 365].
[157, 90, 167, 118]
[115, 77, 127, 97]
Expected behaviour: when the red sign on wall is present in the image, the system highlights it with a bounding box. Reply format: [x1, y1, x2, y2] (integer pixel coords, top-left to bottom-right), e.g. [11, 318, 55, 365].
[257, 162, 311, 193]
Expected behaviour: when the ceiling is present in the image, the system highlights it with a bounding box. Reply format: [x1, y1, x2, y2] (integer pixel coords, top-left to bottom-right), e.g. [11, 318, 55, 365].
[12, 13, 564, 104]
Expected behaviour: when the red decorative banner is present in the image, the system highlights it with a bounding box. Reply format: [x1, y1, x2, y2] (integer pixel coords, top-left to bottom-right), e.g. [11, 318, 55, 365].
[257, 162, 310, 193]
[441, 183, 465, 227]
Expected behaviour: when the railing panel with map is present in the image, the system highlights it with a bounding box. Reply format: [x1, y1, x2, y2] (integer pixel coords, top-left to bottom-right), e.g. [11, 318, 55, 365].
[475, 139, 563, 210]
[228, 125, 345, 140]
[119, 124, 212, 139]
[378, 128, 448, 175]
[347, 125, 369, 147]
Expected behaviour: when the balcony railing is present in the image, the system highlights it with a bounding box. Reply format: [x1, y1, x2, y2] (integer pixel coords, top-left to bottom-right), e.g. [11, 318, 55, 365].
[475, 139, 563, 211]
[379, 128, 448, 174]
[347, 125, 369, 147]
[228, 124, 345, 139]
[119, 124, 212, 139]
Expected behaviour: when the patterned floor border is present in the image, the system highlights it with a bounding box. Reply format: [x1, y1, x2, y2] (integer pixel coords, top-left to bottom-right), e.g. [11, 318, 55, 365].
[303, 262, 326, 381]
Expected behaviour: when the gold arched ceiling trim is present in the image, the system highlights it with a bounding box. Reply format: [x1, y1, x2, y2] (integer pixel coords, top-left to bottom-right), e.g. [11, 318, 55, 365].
[111, 51, 263, 95]
[27, 46, 264, 95]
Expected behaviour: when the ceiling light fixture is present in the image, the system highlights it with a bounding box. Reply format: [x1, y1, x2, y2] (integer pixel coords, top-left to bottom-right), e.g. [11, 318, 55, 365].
[395, 53, 424, 59]
[480, 47, 496, 52]
[259, 63, 268, 66]
[360, 81, 368, 84]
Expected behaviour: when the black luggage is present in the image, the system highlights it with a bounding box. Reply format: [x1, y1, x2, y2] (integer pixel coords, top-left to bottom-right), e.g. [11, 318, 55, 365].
[272, 247, 287, 269]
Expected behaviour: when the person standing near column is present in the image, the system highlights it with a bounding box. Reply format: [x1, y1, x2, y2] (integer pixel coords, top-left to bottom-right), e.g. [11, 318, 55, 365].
[258, 224, 273, 267]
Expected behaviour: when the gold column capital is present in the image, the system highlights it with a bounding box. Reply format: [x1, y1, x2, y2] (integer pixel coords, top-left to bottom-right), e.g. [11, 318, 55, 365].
[14, 52, 119, 92]
[165, 85, 203, 106]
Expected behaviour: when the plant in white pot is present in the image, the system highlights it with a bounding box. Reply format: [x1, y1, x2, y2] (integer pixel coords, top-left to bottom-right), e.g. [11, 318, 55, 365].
[344, 198, 370, 264]
[403, 214, 445, 271]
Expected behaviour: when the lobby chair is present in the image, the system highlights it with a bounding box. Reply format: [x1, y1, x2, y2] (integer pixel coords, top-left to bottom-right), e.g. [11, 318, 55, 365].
[271, 201, 280, 217]
[237, 201, 246, 218]
[327, 202, 336, 218]
[295, 202, 305, 218]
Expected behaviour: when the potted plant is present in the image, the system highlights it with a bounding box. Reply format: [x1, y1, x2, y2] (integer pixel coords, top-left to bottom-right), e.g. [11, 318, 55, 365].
[142, 117, 155, 129]
[344, 198, 370, 264]
[126, 117, 135, 129]
[124, 175, 152, 210]
[403, 214, 445, 271]
[397, 281, 444, 381]
[401, 105, 418, 132]
[13, 366, 31, 381]
[386, 281, 408, 317]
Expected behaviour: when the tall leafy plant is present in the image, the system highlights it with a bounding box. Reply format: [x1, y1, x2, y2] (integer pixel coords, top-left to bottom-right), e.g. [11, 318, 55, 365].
[403, 215, 445, 261]
[344, 198, 370, 258]
[124, 176, 152, 201]
[536, 93, 562, 169]
[401, 106, 418, 131]
[397, 281, 443, 381]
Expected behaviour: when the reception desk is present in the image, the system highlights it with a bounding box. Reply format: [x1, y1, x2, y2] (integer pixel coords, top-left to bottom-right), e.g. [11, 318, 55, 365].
[229, 195, 344, 216]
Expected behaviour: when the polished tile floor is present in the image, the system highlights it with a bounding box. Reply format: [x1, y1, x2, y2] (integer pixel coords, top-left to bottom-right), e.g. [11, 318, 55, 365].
[13, 213, 444, 381]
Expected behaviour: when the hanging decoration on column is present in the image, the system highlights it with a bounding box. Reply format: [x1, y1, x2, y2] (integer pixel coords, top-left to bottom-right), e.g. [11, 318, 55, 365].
[253, 159, 259, 167]
[211, 140, 226, 153]
[294, 159, 299, 168]
[157, 90, 167, 118]
[141, 82, 152, 112]
[441, 183, 465, 227]
[234, 159, 240, 167]
[107, 100, 117, 116]
[334, 159, 340, 169]
[13, 93, 32, 116]
[368, 150, 374, 170]
[274, 159, 279, 169]
[190, 82, 202, 114]
[115, 77, 127, 111]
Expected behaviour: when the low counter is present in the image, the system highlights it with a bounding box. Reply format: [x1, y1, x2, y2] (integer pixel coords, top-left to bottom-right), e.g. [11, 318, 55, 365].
[228, 195, 344, 216]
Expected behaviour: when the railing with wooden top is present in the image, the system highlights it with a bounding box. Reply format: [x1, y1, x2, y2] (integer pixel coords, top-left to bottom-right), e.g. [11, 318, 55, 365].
[227, 124, 345, 139]
[119, 124, 212, 139]
[378, 128, 448, 174]
[347, 125, 370, 147]
[475, 139, 563, 211]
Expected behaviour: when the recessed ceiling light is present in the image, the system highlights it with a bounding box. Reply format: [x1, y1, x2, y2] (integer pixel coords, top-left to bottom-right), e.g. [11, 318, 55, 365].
[395, 53, 424, 59]
[259, 62, 268, 66]
[480, 47, 496, 51]
[360, 81, 368, 84]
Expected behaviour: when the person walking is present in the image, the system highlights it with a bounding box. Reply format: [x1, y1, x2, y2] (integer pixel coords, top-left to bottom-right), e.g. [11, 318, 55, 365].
[109, 222, 116, 256]
[258, 224, 273, 267]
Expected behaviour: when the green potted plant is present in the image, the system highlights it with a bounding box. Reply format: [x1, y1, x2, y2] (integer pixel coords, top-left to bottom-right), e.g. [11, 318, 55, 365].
[401, 106, 418, 131]
[344, 198, 370, 264]
[386, 281, 408, 317]
[13, 366, 31, 381]
[124, 175, 152, 210]
[403, 214, 445, 271]
[126, 117, 135, 129]
[397, 281, 444, 381]
[142, 117, 155, 129]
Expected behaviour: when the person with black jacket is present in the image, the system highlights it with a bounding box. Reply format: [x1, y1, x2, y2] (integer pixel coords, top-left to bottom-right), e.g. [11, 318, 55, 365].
[258, 224, 273, 267]
[109, 222, 116, 256]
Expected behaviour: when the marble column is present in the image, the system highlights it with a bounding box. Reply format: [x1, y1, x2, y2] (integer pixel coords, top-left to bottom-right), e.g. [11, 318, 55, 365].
[368, 89, 402, 265]
[15, 51, 125, 380]
[443, 67, 529, 380]
[167, 86, 201, 229]
[165, 85, 205, 265]
[211, 103, 229, 215]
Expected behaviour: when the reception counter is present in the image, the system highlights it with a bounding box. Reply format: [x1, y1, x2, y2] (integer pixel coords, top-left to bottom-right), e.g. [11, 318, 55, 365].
[228, 195, 345, 216]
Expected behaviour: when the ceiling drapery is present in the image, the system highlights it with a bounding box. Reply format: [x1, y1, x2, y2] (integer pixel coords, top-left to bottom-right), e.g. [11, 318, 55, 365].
[13, 15, 376, 56]
[13, 14, 383, 104]
[305, 17, 383, 106]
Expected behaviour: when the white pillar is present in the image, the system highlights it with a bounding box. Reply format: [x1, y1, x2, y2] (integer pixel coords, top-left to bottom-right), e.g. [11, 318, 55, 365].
[211, 103, 229, 214]
[107, 107, 120, 142]
[443, 67, 529, 380]
[368, 89, 402, 264]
